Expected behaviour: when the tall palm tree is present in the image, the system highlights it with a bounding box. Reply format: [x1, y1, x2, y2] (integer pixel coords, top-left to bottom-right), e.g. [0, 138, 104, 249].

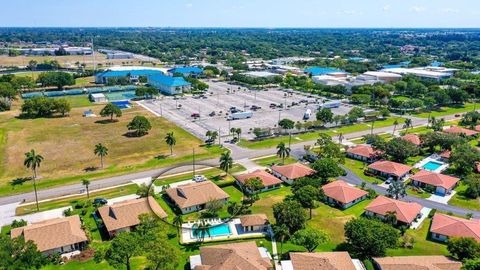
[273, 224, 290, 260]
[276, 142, 291, 164]
[192, 220, 211, 243]
[338, 132, 344, 145]
[165, 132, 176, 156]
[24, 149, 44, 212]
[230, 127, 236, 139]
[82, 179, 91, 199]
[94, 143, 108, 168]
[235, 128, 242, 140]
[403, 118, 413, 133]
[219, 151, 233, 175]
[172, 215, 183, 236]
[392, 120, 399, 135]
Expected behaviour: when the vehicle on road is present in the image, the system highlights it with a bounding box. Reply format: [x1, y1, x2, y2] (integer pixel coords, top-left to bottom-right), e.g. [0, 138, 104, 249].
[193, 175, 207, 182]
[191, 113, 200, 118]
[228, 111, 253, 120]
[94, 198, 108, 205]
[303, 109, 312, 120]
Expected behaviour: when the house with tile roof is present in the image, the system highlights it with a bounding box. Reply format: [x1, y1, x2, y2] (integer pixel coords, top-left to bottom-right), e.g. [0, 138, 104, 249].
[364, 196, 423, 226]
[239, 214, 269, 232]
[271, 163, 316, 185]
[439, 150, 451, 161]
[410, 170, 459, 196]
[147, 75, 191, 95]
[400, 134, 422, 146]
[281, 252, 359, 270]
[346, 145, 383, 163]
[373, 256, 461, 270]
[189, 241, 273, 270]
[236, 170, 282, 193]
[165, 181, 230, 214]
[367, 160, 412, 181]
[443, 126, 479, 137]
[322, 180, 368, 209]
[97, 197, 168, 237]
[11, 215, 88, 255]
[430, 213, 480, 242]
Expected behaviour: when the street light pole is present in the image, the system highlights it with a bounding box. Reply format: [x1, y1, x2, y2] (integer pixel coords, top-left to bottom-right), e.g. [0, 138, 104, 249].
[192, 148, 196, 178]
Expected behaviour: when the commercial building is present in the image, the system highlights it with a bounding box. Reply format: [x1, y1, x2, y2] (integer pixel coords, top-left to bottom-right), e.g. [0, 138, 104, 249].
[270, 57, 315, 65]
[430, 213, 480, 242]
[148, 75, 191, 95]
[322, 180, 368, 209]
[271, 163, 316, 185]
[410, 170, 459, 196]
[361, 71, 402, 83]
[236, 170, 282, 193]
[312, 71, 401, 89]
[95, 66, 165, 84]
[304, 67, 346, 76]
[281, 252, 362, 270]
[383, 67, 458, 80]
[98, 49, 134, 59]
[373, 256, 461, 270]
[242, 71, 279, 78]
[10, 215, 88, 255]
[364, 196, 423, 226]
[97, 197, 167, 237]
[165, 181, 230, 214]
[168, 66, 203, 77]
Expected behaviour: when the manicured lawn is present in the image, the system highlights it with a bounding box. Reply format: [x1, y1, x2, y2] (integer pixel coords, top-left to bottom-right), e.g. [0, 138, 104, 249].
[406, 186, 432, 199]
[449, 182, 480, 211]
[405, 155, 426, 166]
[15, 184, 139, 216]
[238, 117, 404, 149]
[53, 95, 94, 108]
[343, 158, 379, 184]
[412, 103, 476, 118]
[154, 164, 246, 187]
[350, 133, 393, 144]
[252, 155, 297, 167]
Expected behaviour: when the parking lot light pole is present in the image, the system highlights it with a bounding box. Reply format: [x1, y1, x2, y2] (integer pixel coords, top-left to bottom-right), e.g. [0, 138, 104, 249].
[192, 148, 196, 178]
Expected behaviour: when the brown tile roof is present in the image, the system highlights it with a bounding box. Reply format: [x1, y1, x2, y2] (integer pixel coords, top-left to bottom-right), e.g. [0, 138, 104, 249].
[373, 256, 462, 270]
[431, 213, 480, 241]
[443, 126, 478, 137]
[240, 214, 269, 227]
[411, 170, 459, 190]
[440, 150, 451, 159]
[347, 145, 383, 159]
[322, 180, 368, 204]
[401, 134, 422, 146]
[236, 170, 283, 187]
[11, 215, 87, 252]
[475, 125, 480, 132]
[367, 161, 412, 177]
[165, 181, 229, 209]
[97, 197, 167, 233]
[289, 252, 356, 270]
[195, 241, 272, 270]
[271, 163, 316, 180]
[365, 196, 423, 224]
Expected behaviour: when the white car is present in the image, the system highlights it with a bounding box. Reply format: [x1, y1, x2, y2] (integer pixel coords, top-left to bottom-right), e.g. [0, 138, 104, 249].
[193, 175, 207, 182]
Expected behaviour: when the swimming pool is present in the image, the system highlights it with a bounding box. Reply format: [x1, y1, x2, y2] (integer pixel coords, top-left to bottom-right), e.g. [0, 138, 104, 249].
[423, 161, 443, 171]
[191, 223, 231, 238]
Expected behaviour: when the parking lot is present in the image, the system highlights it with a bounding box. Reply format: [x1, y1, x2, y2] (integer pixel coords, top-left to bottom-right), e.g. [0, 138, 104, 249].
[138, 81, 353, 140]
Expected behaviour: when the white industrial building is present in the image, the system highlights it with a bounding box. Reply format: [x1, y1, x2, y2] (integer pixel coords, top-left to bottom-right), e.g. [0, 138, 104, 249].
[312, 70, 401, 89]
[382, 67, 458, 80]
[242, 71, 279, 78]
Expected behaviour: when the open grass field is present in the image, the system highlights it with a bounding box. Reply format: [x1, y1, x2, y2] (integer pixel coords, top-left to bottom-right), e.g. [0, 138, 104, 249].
[252, 155, 297, 167]
[349, 132, 394, 144]
[0, 103, 221, 196]
[412, 103, 476, 118]
[238, 117, 405, 149]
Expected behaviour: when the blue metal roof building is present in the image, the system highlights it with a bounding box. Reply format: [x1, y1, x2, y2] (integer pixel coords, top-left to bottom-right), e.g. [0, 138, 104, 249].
[95, 69, 164, 84]
[304, 67, 346, 76]
[168, 66, 203, 77]
[148, 75, 191, 95]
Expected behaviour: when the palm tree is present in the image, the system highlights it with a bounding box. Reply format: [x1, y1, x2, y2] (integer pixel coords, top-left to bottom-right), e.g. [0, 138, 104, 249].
[219, 151, 233, 175]
[24, 149, 44, 212]
[403, 118, 413, 133]
[338, 132, 345, 145]
[387, 180, 407, 200]
[230, 127, 236, 139]
[276, 142, 291, 164]
[192, 220, 211, 243]
[235, 128, 242, 140]
[165, 132, 176, 156]
[82, 179, 91, 199]
[172, 215, 183, 236]
[273, 224, 290, 260]
[94, 143, 108, 168]
[392, 120, 399, 135]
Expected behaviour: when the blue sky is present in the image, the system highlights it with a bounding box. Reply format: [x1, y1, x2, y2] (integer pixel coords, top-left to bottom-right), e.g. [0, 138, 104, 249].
[2, 0, 479, 28]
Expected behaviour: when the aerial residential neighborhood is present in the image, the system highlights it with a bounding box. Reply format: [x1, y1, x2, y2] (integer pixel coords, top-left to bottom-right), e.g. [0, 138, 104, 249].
[1, 1, 480, 270]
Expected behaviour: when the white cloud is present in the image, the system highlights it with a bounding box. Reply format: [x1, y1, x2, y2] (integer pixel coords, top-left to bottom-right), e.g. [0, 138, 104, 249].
[440, 8, 460, 14]
[382, 4, 391, 12]
[410, 6, 426, 13]
[185, 3, 193, 8]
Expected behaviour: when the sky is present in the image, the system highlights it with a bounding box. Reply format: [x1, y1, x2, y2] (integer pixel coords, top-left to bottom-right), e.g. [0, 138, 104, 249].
[2, 0, 480, 28]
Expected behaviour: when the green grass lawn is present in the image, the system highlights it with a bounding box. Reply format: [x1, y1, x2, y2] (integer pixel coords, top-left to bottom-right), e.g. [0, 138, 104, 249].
[41, 257, 147, 270]
[449, 182, 480, 211]
[412, 103, 476, 118]
[252, 155, 297, 167]
[350, 133, 393, 144]
[53, 95, 94, 108]
[406, 186, 432, 199]
[154, 164, 245, 187]
[343, 158, 379, 184]
[238, 117, 404, 149]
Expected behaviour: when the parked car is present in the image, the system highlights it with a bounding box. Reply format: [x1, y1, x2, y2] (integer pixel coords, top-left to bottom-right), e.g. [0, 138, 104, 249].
[209, 111, 216, 117]
[193, 175, 207, 182]
[191, 113, 200, 118]
[94, 198, 108, 205]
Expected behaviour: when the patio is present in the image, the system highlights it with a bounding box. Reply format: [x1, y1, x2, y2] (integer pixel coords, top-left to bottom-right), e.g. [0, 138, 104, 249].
[413, 154, 449, 173]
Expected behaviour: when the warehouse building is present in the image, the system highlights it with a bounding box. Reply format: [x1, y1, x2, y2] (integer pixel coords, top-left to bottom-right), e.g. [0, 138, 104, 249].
[147, 75, 191, 95]
[94, 66, 165, 84]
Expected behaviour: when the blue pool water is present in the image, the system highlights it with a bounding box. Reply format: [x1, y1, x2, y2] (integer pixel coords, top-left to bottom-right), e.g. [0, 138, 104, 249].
[191, 223, 231, 238]
[111, 100, 131, 109]
[423, 161, 443, 171]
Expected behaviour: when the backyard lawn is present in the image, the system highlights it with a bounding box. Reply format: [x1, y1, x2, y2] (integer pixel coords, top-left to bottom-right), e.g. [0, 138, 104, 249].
[343, 158, 379, 184]
[449, 182, 480, 211]
[349, 132, 394, 144]
[252, 155, 297, 167]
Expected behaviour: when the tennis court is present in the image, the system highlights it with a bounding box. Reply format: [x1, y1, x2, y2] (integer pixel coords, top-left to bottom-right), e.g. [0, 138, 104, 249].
[104, 90, 139, 101]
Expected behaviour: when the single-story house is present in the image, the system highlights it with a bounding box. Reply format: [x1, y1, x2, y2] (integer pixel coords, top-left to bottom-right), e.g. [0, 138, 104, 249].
[148, 75, 191, 95]
[439, 150, 451, 161]
[346, 145, 383, 163]
[236, 170, 282, 193]
[373, 256, 461, 270]
[367, 160, 412, 181]
[168, 66, 203, 77]
[165, 181, 230, 214]
[322, 180, 368, 209]
[97, 197, 167, 237]
[443, 126, 479, 137]
[11, 215, 88, 255]
[239, 214, 269, 232]
[400, 134, 422, 146]
[189, 241, 273, 270]
[430, 213, 480, 242]
[410, 170, 459, 196]
[281, 252, 357, 270]
[271, 163, 316, 185]
[364, 196, 423, 226]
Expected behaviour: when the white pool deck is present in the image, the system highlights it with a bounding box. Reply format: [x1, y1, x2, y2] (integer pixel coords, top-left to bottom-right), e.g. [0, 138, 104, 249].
[180, 218, 269, 244]
[413, 155, 449, 173]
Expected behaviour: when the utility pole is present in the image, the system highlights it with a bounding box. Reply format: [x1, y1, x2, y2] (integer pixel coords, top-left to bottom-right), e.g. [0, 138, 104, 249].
[192, 148, 196, 178]
[218, 127, 221, 146]
[91, 38, 96, 72]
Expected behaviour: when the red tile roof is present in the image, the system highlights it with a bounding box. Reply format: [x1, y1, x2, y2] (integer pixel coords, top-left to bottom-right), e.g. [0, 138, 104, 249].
[444, 126, 478, 136]
[367, 161, 412, 177]
[236, 170, 282, 187]
[365, 196, 423, 224]
[475, 125, 480, 132]
[411, 170, 459, 190]
[271, 163, 316, 180]
[431, 213, 480, 241]
[400, 134, 422, 146]
[322, 180, 368, 204]
[347, 145, 383, 159]
[440, 150, 451, 159]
